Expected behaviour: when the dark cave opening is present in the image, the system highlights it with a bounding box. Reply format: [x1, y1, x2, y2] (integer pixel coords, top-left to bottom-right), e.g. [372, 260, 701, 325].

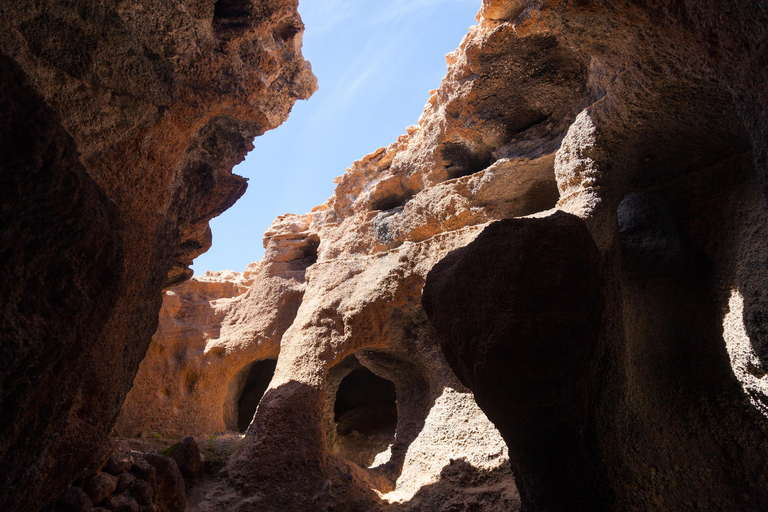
[236, 359, 277, 433]
[440, 141, 493, 180]
[213, 0, 250, 20]
[331, 364, 398, 468]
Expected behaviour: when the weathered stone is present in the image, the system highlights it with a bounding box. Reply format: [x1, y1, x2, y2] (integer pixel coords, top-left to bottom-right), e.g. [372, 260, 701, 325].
[105, 452, 134, 476]
[0, 0, 315, 508]
[53, 486, 93, 512]
[127, 480, 153, 507]
[423, 211, 605, 511]
[115, 265, 300, 436]
[118, 1, 768, 511]
[144, 454, 186, 512]
[100, 492, 140, 512]
[164, 437, 202, 487]
[129, 457, 156, 483]
[115, 473, 135, 493]
[82, 473, 118, 506]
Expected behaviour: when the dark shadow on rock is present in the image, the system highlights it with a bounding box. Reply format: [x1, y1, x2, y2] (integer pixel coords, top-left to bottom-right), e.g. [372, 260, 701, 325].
[0, 53, 123, 512]
[422, 211, 606, 512]
[386, 458, 519, 512]
[354, 350, 436, 485]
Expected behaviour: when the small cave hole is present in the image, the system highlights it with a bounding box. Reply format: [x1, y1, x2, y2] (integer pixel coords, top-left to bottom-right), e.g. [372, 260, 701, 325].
[440, 141, 493, 179]
[332, 366, 397, 468]
[236, 359, 277, 432]
[275, 21, 301, 42]
[370, 194, 410, 212]
[301, 234, 320, 265]
[214, 0, 250, 20]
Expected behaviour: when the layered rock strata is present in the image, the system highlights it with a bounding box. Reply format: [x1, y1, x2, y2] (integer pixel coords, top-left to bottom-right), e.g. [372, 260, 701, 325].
[123, 0, 768, 510]
[0, 1, 315, 510]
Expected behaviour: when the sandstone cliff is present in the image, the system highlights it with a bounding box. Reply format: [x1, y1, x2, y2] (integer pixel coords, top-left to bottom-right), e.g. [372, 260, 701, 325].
[0, 1, 315, 510]
[123, 0, 768, 511]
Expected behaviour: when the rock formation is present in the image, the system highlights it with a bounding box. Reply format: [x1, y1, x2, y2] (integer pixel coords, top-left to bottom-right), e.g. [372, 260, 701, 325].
[422, 1, 768, 511]
[0, 0, 315, 510]
[4, 0, 768, 510]
[124, 0, 768, 511]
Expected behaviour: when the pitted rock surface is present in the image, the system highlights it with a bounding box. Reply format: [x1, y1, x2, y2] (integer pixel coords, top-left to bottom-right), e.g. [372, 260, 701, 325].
[123, 1, 768, 511]
[0, 0, 314, 509]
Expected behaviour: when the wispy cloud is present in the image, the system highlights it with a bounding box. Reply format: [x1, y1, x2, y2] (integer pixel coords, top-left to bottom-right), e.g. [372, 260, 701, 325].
[303, 36, 400, 130]
[299, 0, 478, 34]
[298, 0, 360, 34]
[371, 0, 477, 25]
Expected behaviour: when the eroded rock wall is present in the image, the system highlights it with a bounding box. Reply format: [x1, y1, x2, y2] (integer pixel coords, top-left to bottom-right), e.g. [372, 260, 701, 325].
[115, 218, 312, 437]
[0, 1, 315, 510]
[119, 0, 767, 511]
[422, 1, 768, 511]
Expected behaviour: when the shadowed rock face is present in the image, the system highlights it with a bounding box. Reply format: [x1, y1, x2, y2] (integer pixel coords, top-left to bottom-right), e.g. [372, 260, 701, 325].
[419, 2, 768, 511]
[0, 52, 124, 512]
[422, 212, 605, 511]
[119, 1, 767, 511]
[0, 0, 315, 510]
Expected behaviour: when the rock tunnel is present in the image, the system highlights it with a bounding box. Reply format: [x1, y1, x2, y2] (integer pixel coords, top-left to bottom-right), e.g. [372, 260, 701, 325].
[326, 354, 398, 468]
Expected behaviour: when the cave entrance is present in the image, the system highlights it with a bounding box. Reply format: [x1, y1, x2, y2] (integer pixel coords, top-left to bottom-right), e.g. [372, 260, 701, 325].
[329, 358, 398, 468]
[233, 359, 277, 433]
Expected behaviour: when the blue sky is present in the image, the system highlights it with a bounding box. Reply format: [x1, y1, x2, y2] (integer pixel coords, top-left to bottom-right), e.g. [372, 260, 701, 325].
[192, 0, 479, 274]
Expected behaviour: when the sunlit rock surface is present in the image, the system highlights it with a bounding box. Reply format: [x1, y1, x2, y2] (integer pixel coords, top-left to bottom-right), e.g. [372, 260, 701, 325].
[14, 0, 767, 510]
[0, 0, 315, 510]
[183, 0, 767, 510]
[126, 0, 768, 510]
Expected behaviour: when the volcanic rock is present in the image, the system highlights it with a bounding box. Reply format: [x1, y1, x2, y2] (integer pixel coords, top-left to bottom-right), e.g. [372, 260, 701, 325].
[52, 487, 93, 512]
[82, 473, 119, 506]
[144, 454, 186, 512]
[127, 479, 154, 507]
[116, 473, 136, 494]
[99, 492, 140, 512]
[105, 452, 135, 476]
[0, 0, 315, 510]
[115, 0, 768, 511]
[422, 211, 605, 510]
[165, 437, 203, 487]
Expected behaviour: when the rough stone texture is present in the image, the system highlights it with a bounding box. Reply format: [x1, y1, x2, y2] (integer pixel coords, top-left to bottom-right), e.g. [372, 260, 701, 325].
[143, 0, 596, 507]
[0, 0, 315, 510]
[120, 1, 768, 510]
[52, 487, 93, 512]
[420, 1, 768, 511]
[165, 437, 203, 487]
[83, 473, 119, 506]
[206, 0, 767, 509]
[423, 211, 605, 510]
[100, 492, 140, 512]
[116, 473, 136, 493]
[127, 479, 154, 507]
[101, 0, 768, 510]
[105, 452, 135, 476]
[144, 454, 186, 512]
[115, 227, 309, 436]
